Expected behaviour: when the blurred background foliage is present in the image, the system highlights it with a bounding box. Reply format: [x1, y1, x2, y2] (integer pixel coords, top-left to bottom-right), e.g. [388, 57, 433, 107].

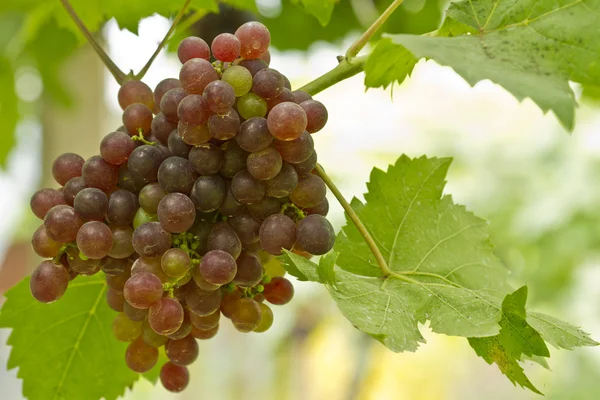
[1, 0, 600, 399]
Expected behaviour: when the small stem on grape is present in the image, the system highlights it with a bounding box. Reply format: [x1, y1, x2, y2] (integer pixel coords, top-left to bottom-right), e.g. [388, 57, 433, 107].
[345, 0, 405, 59]
[134, 0, 192, 80]
[132, 129, 156, 145]
[314, 164, 392, 277]
[59, 0, 127, 85]
[298, 55, 368, 96]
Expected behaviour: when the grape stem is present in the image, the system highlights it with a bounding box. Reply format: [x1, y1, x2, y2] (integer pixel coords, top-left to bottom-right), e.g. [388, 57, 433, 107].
[58, 0, 127, 85]
[134, 0, 192, 80]
[314, 164, 392, 277]
[345, 0, 405, 59]
[298, 55, 368, 96]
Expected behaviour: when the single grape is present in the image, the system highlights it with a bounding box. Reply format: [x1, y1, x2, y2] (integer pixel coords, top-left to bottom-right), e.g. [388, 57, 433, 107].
[101, 256, 130, 276]
[106, 270, 130, 291]
[161, 248, 191, 279]
[52, 153, 84, 186]
[247, 196, 281, 220]
[239, 58, 268, 78]
[188, 143, 223, 176]
[292, 90, 312, 104]
[154, 79, 181, 112]
[30, 261, 69, 303]
[190, 310, 220, 330]
[254, 303, 274, 332]
[208, 109, 240, 141]
[265, 163, 298, 198]
[252, 68, 284, 100]
[177, 94, 210, 125]
[124, 301, 149, 322]
[160, 362, 190, 393]
[167, 129, 192, 158]
[165, 335, 199, 366]
[126, 337, 159, 373]
[267, 102, 307, 141]
[158, 156, 195, 194]
[100, 131, 137, 166]
[266, 88, 295, 112]
[237, 117, 272, 152]
[31, 225, 61, 258]
[31, 188, 66, 220]
[118, 164, 145, 194]
[124, 271, 164, 309]
[167, 312, 193, 340]
[247, 147, 282, 181]
[133, 207, 157, 229]
[199, 249, 237, 285]
[192, 265, 221, 291]
[296, 214, 335, 255]
[218, 181, 245, 217]
[190, 175, 226, 212]
[259, 214, 296, 255]
[186, 285, 222, 316]
[63, 176, 87, 206]
[113, 313, 143, 342]
[304, 197, 329, 216]
[207, 222, 242, 259]
[259, 49, 271, 65]
[236, 92, 267, 119]
[73, 188, 108, 221]
[231, 169, 266, 204]
[132, 256, 170, 283]
[282, 75, 291, 90]
[44, 205, 83, 243]
[231, 297, 262, 332]
[157, 193, 196, 233]
[160, 87, 188, 122]
[228, 214, 261, 245]
[299, 100, 328, 133]
[148, 297, 185, 335]
[123, 103, 153, 136]
[139, 183, 167, 214]
[142, 319, 168, 347]
[292, 150, 317, 174]
[67, 247, 101, 275]
[274, 131, 314, 163]
[132, 222, 172, 258]
[118, 80, 154, 111]
[219, 140, 249, 178]
[290, 173, 327, 208]
[220, 289, 242, 318]
[235, 21, 270, 59]
[83, 155, 119, 192]
[178, 121, 212, 146]
[106, 189, 139, 227]
[106, 288, 125, 312]
[76, 221, 113, 259]
[263, 276, 294, 305]
[151, 113, 177, 145]
[211, 33, 241, 62]
[128, 145, 164, 185]
[180, 58, 218, 94]
[108, 226, 135, 259]
[233, 252, 263, 287]
[177, 36, 210, 63]
[191, 323, 219, 339]
[221, 65, 252, 97]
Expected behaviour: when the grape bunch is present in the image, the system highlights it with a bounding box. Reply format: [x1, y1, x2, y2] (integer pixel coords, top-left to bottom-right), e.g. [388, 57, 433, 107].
[28, 21, 334, 392]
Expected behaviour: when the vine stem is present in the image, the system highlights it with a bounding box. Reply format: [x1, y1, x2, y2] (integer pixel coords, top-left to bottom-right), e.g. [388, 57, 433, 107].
[345, 0, 405, 58]
[314, 164, 392, 277]
[59, 0, 127, 85]
[135, 0, 192, 80]
[298, 55, 368, 96]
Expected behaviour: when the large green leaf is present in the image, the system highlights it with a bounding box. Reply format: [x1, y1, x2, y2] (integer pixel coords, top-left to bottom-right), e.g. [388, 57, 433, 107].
[0, 275, 160, 400]
[365, 0, 600, 131]
[283, 155, 597, 392]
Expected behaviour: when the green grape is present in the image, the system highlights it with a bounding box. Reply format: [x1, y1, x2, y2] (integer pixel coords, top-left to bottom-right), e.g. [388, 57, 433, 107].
[254, 303, 274, 333]
[237, 93, 267, 120]
[113, 313, 143, 342]
[221, 65, 252, 97]
[133, 207, 158, 229]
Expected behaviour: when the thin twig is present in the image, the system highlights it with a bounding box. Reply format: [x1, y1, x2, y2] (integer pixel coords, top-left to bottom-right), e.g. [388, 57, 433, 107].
[345, 0, 405, 59]
[59, 0, 127, 85]
[314, 164, 392, 277]
[134, 0, 192, 80]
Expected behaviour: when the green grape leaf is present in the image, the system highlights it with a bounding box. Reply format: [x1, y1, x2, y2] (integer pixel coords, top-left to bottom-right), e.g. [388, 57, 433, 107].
[292, 0, 337, 26]
[284, 155, 597, 392]
[365, 0, 600, 130]
[0, 274, 160, 400]
[468, 286, 549, 394]
[279, 251, 312, 282]
[0, 57, 18, 168]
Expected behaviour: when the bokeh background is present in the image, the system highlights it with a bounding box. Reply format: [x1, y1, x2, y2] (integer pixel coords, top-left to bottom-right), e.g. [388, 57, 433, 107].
[1, 1, 600, 399]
